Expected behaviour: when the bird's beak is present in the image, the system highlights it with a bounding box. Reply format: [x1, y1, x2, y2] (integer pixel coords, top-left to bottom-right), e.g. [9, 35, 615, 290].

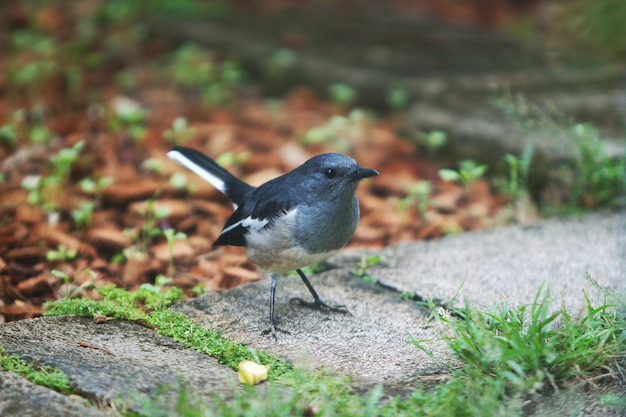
[351, 167, 379, 181]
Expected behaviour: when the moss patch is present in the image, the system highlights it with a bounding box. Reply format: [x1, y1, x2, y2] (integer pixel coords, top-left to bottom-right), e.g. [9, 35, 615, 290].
[43, 285, 292, 377]
[0, 347, 72, 395]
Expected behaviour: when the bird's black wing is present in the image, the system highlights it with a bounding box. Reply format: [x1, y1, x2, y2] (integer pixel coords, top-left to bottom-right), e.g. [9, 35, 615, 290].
[213, 183, 297, 247]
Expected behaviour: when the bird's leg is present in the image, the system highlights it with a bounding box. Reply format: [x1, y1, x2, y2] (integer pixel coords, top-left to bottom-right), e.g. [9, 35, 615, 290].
[262, 273, 290, 339]
[291, 268, 351, 315]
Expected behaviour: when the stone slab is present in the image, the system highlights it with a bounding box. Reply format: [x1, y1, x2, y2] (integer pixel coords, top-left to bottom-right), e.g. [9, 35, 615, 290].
[337, 211, 626, 312]
[0, 369, 113, 417]
[173, 273, 450, 394]
[0, 316, 237, 412]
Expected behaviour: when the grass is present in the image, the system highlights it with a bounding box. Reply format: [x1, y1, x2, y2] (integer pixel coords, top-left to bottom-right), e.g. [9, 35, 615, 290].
[30, 281, 625, 416]
[126, 370, 378, 417]
[411, 282, 626, 416]
[458, 285, 624, 383]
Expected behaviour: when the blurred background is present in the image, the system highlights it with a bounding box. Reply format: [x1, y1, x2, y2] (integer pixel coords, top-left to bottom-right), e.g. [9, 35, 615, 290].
[0, 0, 624, 321]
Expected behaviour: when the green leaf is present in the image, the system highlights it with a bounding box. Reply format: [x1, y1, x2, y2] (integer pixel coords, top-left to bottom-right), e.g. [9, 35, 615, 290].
[438, 169, 460, 182]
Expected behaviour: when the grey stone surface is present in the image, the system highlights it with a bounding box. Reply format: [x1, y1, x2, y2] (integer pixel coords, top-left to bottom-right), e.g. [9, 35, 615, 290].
[0, 369, 114, 417]
[339, 211, 626, 312]
[0, 316, 237, 412]
[173, 272, 450, 394]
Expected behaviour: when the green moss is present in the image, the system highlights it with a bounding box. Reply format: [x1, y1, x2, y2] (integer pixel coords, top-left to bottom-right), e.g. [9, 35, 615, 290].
[44, 285, 292, 377]
[0, 347, 72, 395]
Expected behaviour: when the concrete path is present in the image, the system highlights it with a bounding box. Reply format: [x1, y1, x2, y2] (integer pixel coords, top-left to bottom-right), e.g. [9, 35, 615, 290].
[341, 211, 626, 311]
[0, 212, 624, 416]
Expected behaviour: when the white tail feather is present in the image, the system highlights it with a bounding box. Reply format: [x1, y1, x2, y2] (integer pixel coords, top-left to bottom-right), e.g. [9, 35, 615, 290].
[167, 149, 227, 194]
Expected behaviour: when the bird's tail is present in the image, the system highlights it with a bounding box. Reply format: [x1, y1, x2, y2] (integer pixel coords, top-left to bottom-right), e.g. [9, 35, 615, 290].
[167, 146, 254, 206]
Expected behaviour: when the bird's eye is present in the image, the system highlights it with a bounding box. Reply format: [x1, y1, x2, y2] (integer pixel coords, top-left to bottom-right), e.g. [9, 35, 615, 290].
[324, 168, 336, 179]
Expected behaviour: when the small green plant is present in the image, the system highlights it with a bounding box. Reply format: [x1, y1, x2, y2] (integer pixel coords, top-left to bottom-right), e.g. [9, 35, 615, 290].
[135, 198, 170, 251]
[568, 123, 626, 207]
[28, 123, 55, 145]
[140, 274, 174, 294]
[351, 255, 383, 285]
[494, 91, 626, 209]
[163, 117, 195, 145]
[124, 199, 170, 256]
[191, 283, 208, 296]
[22, 141, 85, 214]
[495, 145, 537, 222]
[80, 176, 114, 207]
[265, 48, 297, 78]
[327, 83, 357, 107]
[2, 108, 55, 147]
[439, 159, 488, 196]
[300, 109, 370, 153]
[8, 30, 61, 97]
[7, 20, 98, 105]
[50, 269, 94, 300]
[169, 172, 189, 190]
[0, 347, 72, 395]
[111, 251, 127, 265]
[168, 43, 247, 106]
[390, 180, 431, 221]
[71, 201, 95, 230]
[416, 130, 448, 155]
[46, 245, 78, 263]
[502, 145, 535, 203]
[0, 122, 18, 148]
[50, 140, 85, 181]
[387, 86, 411, 111]
[214, 150, 250, 170]
[50, 268, 71, 282]
[163, 228, 187, 274]
[141, 158, 165, 177]
[170, 43, 215, 89]
[109, 98, 148, 143]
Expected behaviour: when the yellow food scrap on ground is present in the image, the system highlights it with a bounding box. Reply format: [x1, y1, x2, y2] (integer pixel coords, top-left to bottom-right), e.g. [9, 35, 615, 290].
[238, 360, 269, 385]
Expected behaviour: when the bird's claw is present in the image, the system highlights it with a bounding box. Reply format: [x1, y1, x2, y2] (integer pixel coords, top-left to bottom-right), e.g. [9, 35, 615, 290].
[262, 322, 290, 340]
[290, 297, 352, 316]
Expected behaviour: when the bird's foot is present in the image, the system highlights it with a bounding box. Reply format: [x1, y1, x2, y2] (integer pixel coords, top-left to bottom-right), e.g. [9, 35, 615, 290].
[290, 297, 352, 316]
[262, 322, 290, 340]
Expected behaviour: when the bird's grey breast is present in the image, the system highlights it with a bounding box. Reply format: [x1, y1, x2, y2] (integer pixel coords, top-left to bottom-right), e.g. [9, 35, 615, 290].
[294, 195, 359, 253]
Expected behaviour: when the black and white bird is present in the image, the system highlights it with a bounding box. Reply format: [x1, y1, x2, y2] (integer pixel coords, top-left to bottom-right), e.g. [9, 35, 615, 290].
[167, 146, 378, 337]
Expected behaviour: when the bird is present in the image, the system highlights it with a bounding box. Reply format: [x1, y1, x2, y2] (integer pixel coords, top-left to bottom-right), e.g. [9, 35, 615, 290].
[167, 146, 379, 337]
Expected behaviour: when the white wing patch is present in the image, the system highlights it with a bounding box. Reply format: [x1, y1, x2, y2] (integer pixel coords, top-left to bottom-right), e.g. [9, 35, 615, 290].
[220, 216, 269, 236]
[167, 149, 227, 195]
[242, 216, 270, 231]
